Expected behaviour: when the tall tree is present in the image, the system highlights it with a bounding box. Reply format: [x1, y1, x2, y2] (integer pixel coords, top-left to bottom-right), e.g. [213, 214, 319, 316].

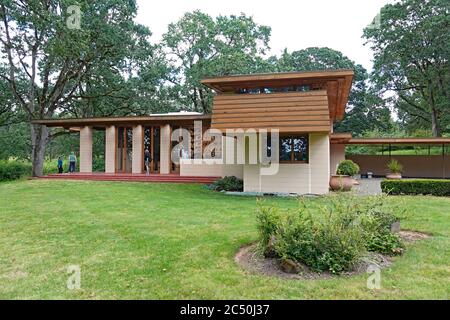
[162, 10, 272, 113]
[363, 0, 450, 137]
[0, 0, 165, 176]
[273, 47, 393, 136]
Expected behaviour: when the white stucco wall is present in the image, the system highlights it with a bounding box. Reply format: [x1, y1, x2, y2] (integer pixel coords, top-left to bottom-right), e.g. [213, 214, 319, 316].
[180, 135, 244, 178]
[79, 126, 93, 173]
[132, 125, 143, 174]
[105, 126, 116, 173]
[244, 133, 330, 194]
[180, 160, 243, 178]
[160, 124, 171, 174]
[330, 143, 346, 174]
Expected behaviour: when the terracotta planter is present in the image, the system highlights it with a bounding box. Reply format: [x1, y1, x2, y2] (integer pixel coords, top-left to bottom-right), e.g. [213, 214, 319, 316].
[330, 175, 354, 191]
[386, 173, 402, 180]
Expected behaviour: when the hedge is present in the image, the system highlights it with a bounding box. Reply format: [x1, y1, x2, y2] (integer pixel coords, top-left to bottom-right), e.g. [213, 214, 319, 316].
[0, 160, 32, 181]
[381, 179, 450, 196]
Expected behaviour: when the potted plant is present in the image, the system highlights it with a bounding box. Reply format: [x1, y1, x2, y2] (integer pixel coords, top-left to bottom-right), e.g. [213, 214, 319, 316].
[330, 160, 360, 191]
[386, 159, 403, 180]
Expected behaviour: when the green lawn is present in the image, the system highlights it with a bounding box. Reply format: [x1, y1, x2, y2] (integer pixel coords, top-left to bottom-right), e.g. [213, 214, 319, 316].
[0, 180, 449, 299]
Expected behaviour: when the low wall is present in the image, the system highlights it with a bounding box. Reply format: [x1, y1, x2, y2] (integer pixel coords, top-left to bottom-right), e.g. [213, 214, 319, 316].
[347, 155, 449, 178]
[180, 159, 243, 178]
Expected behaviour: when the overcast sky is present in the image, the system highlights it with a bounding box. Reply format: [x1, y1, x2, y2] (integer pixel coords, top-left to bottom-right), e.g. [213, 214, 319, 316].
[135, 0, 393, 72]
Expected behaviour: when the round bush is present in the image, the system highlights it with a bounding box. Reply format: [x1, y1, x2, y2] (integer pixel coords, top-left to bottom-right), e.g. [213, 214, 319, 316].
[336, 160, 360, 176]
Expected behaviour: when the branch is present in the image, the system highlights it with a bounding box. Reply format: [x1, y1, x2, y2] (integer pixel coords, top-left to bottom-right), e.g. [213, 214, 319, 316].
[0, 4, 30, 114]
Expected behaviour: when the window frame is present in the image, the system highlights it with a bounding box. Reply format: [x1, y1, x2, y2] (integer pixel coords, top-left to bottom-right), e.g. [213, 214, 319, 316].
[278, 134, 310, 164]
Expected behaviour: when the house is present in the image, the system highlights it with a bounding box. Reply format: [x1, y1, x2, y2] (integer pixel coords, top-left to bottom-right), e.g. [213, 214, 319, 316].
[33, 70, 450, 193]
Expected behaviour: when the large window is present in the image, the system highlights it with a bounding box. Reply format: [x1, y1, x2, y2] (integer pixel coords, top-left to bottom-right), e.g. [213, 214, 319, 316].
[273, 135, 309, 163]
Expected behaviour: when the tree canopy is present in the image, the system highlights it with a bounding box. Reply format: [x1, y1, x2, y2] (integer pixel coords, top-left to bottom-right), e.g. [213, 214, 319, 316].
[0, 0, 167, 175]
[162, 10, 272, 113]
[363, 0, 450, 137]
[271, 47, 394, 136]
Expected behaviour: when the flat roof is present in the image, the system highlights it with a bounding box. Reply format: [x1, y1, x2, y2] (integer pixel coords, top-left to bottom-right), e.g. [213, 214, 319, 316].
[330, 133, 353, 144]
[202, 69, 354, 88]
[347, 138, 450, 145]
[32, 113, 211, 128]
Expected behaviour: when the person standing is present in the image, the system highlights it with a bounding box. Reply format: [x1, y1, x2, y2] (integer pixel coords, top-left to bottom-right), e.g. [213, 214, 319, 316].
[57, 156, 63, 174]
[69, 152, 77, 173]
[144, 148, 151, 175]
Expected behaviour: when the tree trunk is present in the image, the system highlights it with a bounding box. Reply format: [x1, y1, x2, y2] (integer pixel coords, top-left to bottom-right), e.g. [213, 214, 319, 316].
[30, 123, 48, 177]
[430, 108, 441, 137]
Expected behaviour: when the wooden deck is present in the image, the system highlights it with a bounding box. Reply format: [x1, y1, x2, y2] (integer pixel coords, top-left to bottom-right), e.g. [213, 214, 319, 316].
[38, 173, 220, 184]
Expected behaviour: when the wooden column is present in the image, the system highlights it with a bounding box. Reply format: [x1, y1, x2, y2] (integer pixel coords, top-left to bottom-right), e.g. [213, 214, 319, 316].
[79, 126, 93, 173]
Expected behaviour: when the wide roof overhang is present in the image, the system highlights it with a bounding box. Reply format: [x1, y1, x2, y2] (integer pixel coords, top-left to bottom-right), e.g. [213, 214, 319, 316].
[31, 114, 212, 130]
[202, 70, 354, 122]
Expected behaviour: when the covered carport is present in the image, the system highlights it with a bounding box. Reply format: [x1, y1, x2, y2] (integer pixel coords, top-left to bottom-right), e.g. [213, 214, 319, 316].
[331, 136, 450, 179]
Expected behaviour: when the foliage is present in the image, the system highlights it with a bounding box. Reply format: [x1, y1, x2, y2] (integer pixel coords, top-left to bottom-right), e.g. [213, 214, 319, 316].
[162, 10, 272, 113]
[382, 179, 450, 196]
[358, 198, 405, 255]
[257, 198, 365, 274]
[387, 159, 404, 174]
[336, 160, 360, 176]
[0, 160, 31, 181]
[256, 195, 405, 274]
[256, 204, 281, 249]
[0, 0, 168, 175]
[366, 232, 404, 255]
[271, 47, 394, 136]
[363, 0, 450, 137]
[0, 123, 31, 160]
[211, 176, 244, 192]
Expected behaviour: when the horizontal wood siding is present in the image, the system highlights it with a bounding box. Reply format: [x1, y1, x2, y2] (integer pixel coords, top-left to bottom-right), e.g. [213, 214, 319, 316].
[211, 90, 330, 132]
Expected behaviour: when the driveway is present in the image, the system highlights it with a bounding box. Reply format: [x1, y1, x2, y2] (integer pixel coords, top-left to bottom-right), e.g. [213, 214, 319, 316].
[353, 178, 383, 195]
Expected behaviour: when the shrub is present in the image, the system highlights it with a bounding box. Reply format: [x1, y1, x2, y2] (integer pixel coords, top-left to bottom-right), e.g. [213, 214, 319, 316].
[0, 160, 32, 181]
[366, 232, 404, 255]
[358, 198, 404, 255]
[381, 179, 450, 196]
[256, 204, 281, 248]
[257, 198, 367, 274]
[43, 160, 59, 175]
[93, 156, 105, 172]
[211, 176, 243, 192]
[336, 160, 360, 176]
[387, 159, 403, 174]
[256, 195, 405, 274]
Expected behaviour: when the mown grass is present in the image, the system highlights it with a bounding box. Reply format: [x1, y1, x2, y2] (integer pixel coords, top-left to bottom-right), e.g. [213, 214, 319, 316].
[0, 180, 448, 299]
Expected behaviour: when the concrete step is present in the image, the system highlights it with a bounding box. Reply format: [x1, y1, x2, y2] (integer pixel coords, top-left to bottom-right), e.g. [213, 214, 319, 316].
[38, 174, 220, 184]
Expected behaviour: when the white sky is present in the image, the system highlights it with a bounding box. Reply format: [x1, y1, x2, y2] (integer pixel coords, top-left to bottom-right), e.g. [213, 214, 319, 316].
[135, 0, 393, 72]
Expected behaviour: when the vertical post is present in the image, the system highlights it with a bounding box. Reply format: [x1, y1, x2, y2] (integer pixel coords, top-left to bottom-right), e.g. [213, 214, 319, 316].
[132, 125, 143, 174]
[443, 143, 445, 179]
[105, 126, 116, 173]
[160, 124, 171, 174]
[79, 126, 93, 173]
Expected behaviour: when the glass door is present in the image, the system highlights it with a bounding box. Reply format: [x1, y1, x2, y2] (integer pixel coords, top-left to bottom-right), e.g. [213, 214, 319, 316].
[143, 126, 160, 173]
[116, 127, 133, 173]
